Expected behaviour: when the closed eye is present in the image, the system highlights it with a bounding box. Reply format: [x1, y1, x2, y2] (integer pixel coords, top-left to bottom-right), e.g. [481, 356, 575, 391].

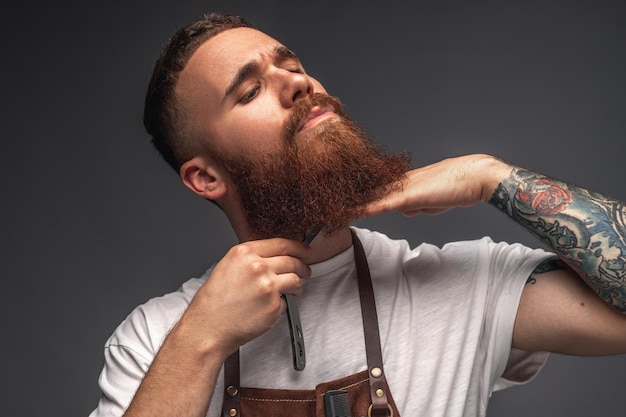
[238, 85, 260, 104]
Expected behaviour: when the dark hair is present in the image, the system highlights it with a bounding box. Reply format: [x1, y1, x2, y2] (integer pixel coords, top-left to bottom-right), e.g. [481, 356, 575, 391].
[143, 13, 253, 173]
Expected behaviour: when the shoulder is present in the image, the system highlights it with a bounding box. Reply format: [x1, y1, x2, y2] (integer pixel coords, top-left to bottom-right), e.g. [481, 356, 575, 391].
[106, 273, 210, 356]
[90, 273, 212, 416]
[354, 226, 551, 270]
[352, 228, 554, 294]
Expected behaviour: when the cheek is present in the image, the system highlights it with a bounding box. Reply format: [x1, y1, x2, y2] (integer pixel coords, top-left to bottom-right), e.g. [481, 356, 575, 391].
[221, 104, 285, 153]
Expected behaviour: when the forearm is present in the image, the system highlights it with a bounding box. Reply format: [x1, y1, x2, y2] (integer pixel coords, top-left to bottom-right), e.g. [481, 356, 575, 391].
[489, 167, 626, 311]
[123, 317, 228, 417]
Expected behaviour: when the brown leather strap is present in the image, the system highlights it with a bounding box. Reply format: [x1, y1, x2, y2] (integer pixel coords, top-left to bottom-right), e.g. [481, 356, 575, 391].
[222, 349, 240, 417]
[351, 229, 391, 416]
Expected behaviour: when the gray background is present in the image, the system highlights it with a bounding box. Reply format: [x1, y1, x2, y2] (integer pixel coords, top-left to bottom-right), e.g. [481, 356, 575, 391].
[3, 0, 625, 416]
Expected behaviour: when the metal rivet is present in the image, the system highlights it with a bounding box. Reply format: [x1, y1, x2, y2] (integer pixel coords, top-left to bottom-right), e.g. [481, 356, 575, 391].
[370, 367, 383, 378]
[226, 385, 239, 397]
[376, 388, 384, 398]
[229, 408, 237, 417]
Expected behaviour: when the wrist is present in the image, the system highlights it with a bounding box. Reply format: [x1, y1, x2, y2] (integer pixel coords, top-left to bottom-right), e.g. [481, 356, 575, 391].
[165, 313, 233, 366]
[477, 155, 515, 202]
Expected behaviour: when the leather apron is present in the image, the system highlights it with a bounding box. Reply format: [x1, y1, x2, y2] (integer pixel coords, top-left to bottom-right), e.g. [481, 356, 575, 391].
[221, 230, 401, 417]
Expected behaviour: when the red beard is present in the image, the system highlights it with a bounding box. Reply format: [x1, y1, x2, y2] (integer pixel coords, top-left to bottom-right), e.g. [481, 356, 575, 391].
[214, 93, 411, 240]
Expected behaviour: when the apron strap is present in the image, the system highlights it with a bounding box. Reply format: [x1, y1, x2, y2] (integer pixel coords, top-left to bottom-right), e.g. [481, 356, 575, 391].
[351, 229, 391, 417]
[222, 229, 391, 417]
[222, 349, 240, 417]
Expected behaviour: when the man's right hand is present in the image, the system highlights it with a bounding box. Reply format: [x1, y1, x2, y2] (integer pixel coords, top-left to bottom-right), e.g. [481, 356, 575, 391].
[179, 238, 313, 359]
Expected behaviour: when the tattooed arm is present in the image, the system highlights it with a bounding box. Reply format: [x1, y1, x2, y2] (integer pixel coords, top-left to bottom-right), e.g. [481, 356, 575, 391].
[365, 154, 626, 354]
[490, 168, 626, 312]
[366, 154, 626, 311]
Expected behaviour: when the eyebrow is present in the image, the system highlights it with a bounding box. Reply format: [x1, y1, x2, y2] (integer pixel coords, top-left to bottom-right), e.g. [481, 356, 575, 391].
[275, 45, 299, 61]
[224, 46, 301, 98]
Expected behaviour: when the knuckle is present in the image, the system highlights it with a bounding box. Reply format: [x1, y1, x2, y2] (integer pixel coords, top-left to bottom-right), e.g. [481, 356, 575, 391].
[285, 273, 304, 296]
[232, 243, 252, 257]
[289, 257, 299, 272]
[277, 239, 289, 255]
[256, 275, 276, 295]
[249, 260, 267, 275]
[293, 275, 304, 290]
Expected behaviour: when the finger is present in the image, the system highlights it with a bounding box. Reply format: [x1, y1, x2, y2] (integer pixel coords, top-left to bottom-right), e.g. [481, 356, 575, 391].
[361, 201, 386, 217]
[237, 238, 312, 260]
[401, 207, 450, 217]
[265, 255, 312, 279]
[276, 272, 305, 296]
[362, 196, 399, 217]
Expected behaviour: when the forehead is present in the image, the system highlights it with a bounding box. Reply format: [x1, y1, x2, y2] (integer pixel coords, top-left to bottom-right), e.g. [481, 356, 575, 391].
[181, 27, 285, 94]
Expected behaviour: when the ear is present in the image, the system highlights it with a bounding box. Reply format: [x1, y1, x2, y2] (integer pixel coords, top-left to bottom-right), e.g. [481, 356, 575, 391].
[179, 156, 227, 201]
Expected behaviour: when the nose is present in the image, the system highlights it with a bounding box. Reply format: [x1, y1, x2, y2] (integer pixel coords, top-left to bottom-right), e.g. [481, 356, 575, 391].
[278, 70, 314, 108]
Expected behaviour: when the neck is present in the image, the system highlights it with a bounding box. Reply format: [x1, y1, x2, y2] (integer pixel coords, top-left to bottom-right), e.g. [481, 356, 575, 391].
[303, 226, 353, 264]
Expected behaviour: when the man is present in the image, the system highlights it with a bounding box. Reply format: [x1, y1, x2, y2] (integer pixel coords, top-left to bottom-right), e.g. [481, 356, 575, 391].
[90, 13, 626, 417]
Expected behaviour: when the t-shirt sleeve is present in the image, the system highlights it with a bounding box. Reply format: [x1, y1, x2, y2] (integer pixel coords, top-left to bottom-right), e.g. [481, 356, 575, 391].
[482, 238, 554, 392]
[89, 342, 152, 417]
[89, 276, 205, 417]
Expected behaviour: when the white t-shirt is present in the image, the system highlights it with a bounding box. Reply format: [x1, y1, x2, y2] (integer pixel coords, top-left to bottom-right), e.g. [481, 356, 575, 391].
[90, 227, 552, 417]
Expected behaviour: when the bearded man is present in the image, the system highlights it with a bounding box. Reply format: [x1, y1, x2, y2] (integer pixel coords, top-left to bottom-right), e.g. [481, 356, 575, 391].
[90, 13, 626, 417]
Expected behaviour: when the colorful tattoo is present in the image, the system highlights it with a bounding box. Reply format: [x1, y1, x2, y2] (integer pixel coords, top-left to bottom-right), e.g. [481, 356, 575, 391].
[490, 169, 626, 311]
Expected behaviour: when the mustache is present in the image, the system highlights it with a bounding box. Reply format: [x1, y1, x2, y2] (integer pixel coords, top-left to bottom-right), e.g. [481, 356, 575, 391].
[282, 93, 347, 143]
